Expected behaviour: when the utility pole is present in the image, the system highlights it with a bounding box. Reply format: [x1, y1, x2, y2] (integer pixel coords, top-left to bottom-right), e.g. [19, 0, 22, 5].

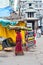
[19, 0, 21, 18]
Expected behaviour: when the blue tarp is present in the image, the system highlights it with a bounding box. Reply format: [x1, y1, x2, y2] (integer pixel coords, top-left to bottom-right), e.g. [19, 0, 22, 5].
[0, 6, 13, 17]
[0, 19, 18, 27]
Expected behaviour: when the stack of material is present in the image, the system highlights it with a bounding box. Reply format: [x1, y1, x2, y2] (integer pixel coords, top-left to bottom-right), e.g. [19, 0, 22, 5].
[0, 42, 3, 51]
[9, 25, 32, 31]
[0, 37, 5, 51]
[4, 47, 13, 52]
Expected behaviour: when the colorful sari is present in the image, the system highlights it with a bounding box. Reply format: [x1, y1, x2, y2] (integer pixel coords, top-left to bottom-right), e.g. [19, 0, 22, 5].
[15, 31, 24, 55]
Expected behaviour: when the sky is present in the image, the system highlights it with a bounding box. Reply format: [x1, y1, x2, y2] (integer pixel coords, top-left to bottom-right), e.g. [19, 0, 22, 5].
[0, 0, 18, 11]
[0, 0, 9, 8]
[0, 0, 43, 8]
[42, 0, 43, 2]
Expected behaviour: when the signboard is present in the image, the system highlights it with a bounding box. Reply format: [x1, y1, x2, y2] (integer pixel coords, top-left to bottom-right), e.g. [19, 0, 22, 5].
[27, 23, 32, 27]
[27, 23, 32, 29]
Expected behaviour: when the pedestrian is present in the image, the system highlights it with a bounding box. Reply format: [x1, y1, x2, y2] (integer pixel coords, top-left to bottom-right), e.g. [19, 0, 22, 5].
[37, 28, 41, 38]
[15, 29, 24, 55]
[25, 38, 29, 51]
[25, 31, 29, 51]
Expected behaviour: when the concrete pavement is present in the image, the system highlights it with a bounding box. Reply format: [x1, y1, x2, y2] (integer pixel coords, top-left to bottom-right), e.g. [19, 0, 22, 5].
[0, 35, 43, 65]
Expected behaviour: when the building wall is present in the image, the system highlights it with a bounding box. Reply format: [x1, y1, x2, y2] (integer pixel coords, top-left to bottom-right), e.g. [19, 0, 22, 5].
[33, 0, 43, 27]
[19, 0, 43, 29]
[20, 0, 35, 18]
[9, 0, 19, 11]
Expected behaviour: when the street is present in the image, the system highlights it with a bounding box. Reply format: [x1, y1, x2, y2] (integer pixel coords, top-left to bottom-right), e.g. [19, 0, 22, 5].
[0, 35, 43, 65]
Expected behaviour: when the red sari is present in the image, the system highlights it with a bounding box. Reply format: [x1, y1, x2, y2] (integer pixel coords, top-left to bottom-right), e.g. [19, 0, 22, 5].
[15, 32, 24, 55]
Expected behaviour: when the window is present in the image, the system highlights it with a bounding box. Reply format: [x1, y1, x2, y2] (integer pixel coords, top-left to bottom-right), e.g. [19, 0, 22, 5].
[35, 5, 38, 8]
[29, 3, 32, 6]
[32, 13, 34, 17]
[28, 12, 34, 17]
[30, 12, 31, 17]
[28, 13, 30, 17]
[40, 5, 41, 7]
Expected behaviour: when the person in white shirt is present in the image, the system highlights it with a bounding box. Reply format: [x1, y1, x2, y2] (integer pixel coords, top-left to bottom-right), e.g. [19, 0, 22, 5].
[37, 28, 41, 38]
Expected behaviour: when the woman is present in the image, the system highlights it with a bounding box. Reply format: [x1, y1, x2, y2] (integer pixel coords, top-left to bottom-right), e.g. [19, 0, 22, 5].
[15, 29, 24, 55]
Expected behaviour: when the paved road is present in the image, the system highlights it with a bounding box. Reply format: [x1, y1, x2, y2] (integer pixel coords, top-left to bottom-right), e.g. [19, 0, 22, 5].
[0, 35, 43, 65]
